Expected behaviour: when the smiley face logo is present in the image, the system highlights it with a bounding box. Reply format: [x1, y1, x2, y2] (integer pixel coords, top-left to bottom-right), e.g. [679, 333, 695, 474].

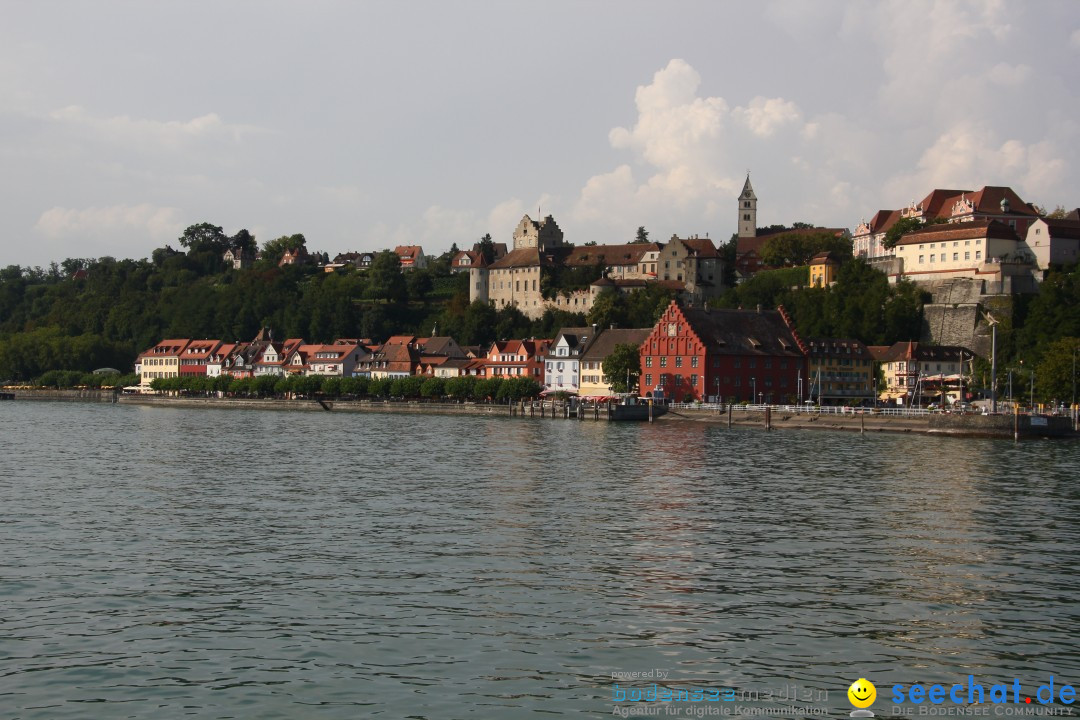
[848, 678, 877, 709]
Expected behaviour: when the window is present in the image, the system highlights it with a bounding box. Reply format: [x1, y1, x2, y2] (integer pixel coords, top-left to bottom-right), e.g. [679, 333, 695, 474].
[764, 359, 772, 369]
[734, 358, 741, 368]
[645, 374, 652, 386]
[691, 356, 698, 368]
[674, 375, 683, 386]
[690, 374, 698, 387]
[953, 253, 958, 261]
[953, 241, 958, 247]
[919, 255, 925, 264]
[660, 356, 667, 367]
[975, 251, 981, 259]
[675, 356, 682, 368]
[930, 255, 935, 263]
[976, 239, 982, 245]
[734, 377, 741, 387]
[645, 356, 652, 368]
[749, 358, 756, 369]
[781, 359, 788, 369]
[965, 252, 970, 260]
[743, 213, 750, 221]
[712, 358, 719, 367]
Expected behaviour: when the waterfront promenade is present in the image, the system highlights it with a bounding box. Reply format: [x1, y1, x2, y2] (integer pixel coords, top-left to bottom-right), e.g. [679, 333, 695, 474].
[9, 388, 1078, 439]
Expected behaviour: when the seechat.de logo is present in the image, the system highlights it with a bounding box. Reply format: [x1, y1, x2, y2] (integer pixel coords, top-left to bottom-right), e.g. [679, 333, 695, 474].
[848, 678, 877, 717]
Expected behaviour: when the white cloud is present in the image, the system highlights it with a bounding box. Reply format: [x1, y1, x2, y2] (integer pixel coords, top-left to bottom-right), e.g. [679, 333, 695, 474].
[1072, 28, 1080, 48]
[987, 62, 1031, 86]
[47, 105, 269, 153]
[574, 59, 803, 232]
[882, 123, 1067, 204]
[733, 96, 802, 138]
[34, 203, 183, 242]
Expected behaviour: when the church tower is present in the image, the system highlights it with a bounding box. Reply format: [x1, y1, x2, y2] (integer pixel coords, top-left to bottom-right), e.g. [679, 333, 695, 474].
[738, 174, 757, 238]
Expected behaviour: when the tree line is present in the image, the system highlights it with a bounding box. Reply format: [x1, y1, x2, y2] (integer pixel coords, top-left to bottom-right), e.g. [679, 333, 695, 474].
[148, 373, 542, 403]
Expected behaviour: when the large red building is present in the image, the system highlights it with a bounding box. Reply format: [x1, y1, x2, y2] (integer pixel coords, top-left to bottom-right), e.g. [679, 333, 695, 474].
[640, 301, 807, 403]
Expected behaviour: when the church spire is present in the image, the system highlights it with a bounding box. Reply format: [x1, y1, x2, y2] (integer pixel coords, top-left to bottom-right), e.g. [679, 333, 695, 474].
[741, 173, 756, 200]
[738, 173, 757, 238]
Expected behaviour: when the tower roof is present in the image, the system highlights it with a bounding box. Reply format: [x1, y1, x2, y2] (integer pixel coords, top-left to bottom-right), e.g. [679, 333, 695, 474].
[740, 174, 756, 200]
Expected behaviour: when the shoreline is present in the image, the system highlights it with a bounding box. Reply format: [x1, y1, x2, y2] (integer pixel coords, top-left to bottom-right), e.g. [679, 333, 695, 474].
[7, 390, 1077, 440]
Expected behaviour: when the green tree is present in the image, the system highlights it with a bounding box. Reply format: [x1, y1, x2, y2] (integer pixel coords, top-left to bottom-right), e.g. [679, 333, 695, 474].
[602, 343, 642, 393]
[586, 288, 627, 330]
[368, 377, 393, 397]
[407, 269, 434, 302]
[178, 223, 230, 254]
[635, 226, 649, 243]
[420, 376, 446, 398]
[882, 216, 925, 250]
[445, 375, 476, 401]
[261, 234, 307, 265]
[1034, 337, 1080, 404]
[476, 234, 495, 264]
[473, 377, 503, 402]
[365, 251, 407, 303]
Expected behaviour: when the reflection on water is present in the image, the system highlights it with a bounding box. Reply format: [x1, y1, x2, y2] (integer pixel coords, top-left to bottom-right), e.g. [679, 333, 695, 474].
[1, 402, 1079, 718]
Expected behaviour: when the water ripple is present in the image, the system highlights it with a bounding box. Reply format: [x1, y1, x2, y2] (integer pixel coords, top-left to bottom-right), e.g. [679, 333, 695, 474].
[1, 403, 1079, 717]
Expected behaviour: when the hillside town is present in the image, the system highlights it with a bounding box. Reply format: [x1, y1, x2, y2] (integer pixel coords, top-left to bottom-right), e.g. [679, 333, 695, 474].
[132, 176, 1080, 410]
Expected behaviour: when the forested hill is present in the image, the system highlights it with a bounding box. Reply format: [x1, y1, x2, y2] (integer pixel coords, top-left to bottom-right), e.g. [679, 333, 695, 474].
[0, 224, 590, 380]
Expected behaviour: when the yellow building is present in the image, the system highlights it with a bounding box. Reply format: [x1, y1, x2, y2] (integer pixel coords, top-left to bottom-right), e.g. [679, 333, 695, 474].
[578, 328, 653, 398]
[808, 251, 841, 287]
[804, 338, 875, 405]
[137, 339, 191, 390]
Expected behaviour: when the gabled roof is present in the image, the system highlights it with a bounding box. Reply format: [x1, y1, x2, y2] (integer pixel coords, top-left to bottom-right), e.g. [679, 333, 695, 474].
[564, 243, 658, 267]
[895, 219, 1021, 246]
[917, 189, 973, 218]
[875, 341, 965, 363]
[420, 336, 466, 358]
[139, 339, 191, 358]
[451, 250, 486, 268]
[549, 327, 595, 355]
[580, 328, 653, 362]
[1036, 218, 1080, 240]
[804, 337, 869, 358]
[678, 237, 720, 258]
[393, 245, 424, 261]
[673, 305, 804, 357]
[856, 209, 901, 235]
[487, 247, 545, 269]
[180, 339, 222, 360]
[810, 251, 841, 264]
[958, 186, 1040, 218]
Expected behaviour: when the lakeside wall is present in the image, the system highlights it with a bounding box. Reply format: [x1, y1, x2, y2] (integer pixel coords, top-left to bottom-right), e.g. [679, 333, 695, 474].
[6, 391, 1076, 439]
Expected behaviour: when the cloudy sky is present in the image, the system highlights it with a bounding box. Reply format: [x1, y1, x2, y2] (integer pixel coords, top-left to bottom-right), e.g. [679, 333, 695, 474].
[2, 1, 1078, 267]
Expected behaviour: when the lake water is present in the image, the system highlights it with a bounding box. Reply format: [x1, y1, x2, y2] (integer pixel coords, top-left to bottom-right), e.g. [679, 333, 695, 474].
[2, 401, 1079, 719]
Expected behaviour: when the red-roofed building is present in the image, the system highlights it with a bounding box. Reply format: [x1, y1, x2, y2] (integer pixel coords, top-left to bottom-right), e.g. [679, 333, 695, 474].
[179, 339, 223, 376]
[480, 339, 552, 379]
[451, 250, 486, 273]
[892, 219, 1027, 283]
[640, 301, 806, 404]
[393, 245, 427, 270]
[136, 338, 191, 390]
[206, 343, 237, 378]
[1022, 217, 1080, 270]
